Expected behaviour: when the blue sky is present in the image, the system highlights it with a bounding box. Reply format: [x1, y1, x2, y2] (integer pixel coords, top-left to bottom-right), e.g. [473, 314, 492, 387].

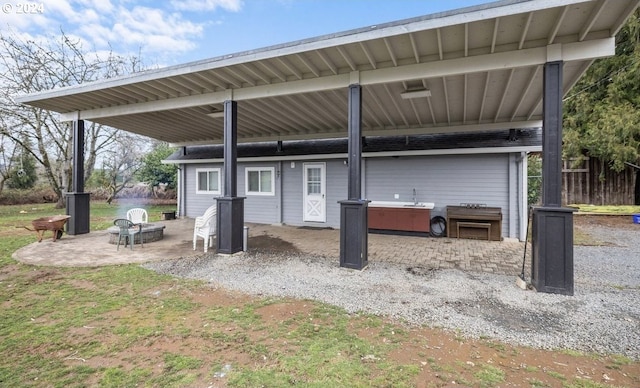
[0, 0, 493, 67]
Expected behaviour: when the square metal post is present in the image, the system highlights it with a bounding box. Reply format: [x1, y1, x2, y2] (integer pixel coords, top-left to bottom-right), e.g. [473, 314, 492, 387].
[217, 197, 244, 254]
[530, 61, 574, 295]
[531, 206, 575, 295]
[66, 119, 90, 235]
[339, 84, 369, 269]
[339, 199, 369, 269]
[66, 192, 90, 235]
[216, 100, 245, 254]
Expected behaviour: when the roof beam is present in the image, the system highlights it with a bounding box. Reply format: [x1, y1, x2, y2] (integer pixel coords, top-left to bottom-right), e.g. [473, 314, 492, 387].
[409, 33, 420, 64]
[611, 0, 640, 37]
[383, 84, 408, 126]
[295, 53, 321, 77]
[463, 74, 468, 124]
[257, 60, 288, 82]
[276, 56, 303, 80]
[315, 50, 338, 75]
[239, 63, 271, 84]
[491, 18, 499, 53]
[442, 77, 451, 124]
[579, 0, 608, 41]
[464, 23, 469, 57]
[478, 72, 490, 122]
[358, 42, 377, 70]
[519, 12, 533, 50]
[510, 65, 541, 121]
[436, 28, 443, 60]
[494, 68, 514, 122]
[548, 6, 568, 45]
[223, 66, 257, 86]
[358, 38, 614, 86]
[383, 38, 398, 67]
[336, 46, 357, 71]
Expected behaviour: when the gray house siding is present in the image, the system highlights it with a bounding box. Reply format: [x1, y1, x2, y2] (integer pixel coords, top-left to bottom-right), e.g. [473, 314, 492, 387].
[171, 129, 541, 240]
[282, 160, 347, 228]
[240, 162, 281, 224]
[364, 154, 512, 238]
[181, 154, 524, 238]
[184, 162, 282, 224]
[185, 164, 220, 218]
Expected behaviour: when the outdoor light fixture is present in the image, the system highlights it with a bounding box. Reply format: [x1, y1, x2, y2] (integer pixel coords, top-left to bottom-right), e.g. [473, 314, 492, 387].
[400, 89, 431, 99]
[206, 111, 225, 118]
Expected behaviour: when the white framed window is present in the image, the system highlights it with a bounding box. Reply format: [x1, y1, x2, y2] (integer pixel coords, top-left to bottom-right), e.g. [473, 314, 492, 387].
[245, 167, 275, 196]
[195, 168, 221, 194]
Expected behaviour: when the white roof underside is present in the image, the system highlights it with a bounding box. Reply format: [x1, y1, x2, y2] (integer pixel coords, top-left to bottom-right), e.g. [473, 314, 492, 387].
[15, 0, 640, 145]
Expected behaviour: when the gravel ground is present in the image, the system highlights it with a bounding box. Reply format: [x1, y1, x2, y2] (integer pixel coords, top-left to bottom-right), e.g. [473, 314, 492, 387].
[144, 224, 640, 359]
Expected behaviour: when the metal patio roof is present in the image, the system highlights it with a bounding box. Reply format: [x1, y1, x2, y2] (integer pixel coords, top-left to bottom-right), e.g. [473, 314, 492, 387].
[15, 0, 640, 146]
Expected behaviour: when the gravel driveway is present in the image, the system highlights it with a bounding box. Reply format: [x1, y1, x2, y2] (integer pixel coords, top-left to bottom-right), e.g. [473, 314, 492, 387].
[145, 223, 640, 359]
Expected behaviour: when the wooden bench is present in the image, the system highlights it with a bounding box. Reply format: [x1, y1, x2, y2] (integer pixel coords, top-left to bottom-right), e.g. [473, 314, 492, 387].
[447, 205, 502, 241]
[456, 221, 491, 241]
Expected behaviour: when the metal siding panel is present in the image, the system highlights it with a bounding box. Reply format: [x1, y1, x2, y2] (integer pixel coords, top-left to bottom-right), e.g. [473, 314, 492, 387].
[185, 163, 221, 218]
[241, 162, 280, 224]
[185, 154, 516, 237]
[324, 160, 348, 227]
[282, 161, 303, 225]
[365, 154, 512, 237]
[281, 160, 346, 228]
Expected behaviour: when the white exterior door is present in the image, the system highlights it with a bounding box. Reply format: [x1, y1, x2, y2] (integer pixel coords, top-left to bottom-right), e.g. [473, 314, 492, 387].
[303, 163, 326, 222]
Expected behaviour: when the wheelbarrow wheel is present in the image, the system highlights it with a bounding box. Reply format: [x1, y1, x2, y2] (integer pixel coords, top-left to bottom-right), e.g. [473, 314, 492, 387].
[56, 230, 64, 240]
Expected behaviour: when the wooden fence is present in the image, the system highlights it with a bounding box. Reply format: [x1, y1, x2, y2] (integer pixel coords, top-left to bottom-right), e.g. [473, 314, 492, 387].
[562, 157, 639, 205]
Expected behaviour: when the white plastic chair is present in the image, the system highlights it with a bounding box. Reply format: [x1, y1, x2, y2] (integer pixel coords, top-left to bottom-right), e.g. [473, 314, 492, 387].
[126, 208, 148, 225]
[193, 204, 217, 252]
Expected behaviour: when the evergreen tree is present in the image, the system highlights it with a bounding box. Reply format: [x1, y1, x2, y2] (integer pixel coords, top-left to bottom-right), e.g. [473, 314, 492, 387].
[6, 138, 37, 189]
[136, 142, 177, 194]
[563, 9, 640, 172]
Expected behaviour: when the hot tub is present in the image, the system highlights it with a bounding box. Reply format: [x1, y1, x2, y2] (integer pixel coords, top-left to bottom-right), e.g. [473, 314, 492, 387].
[368, 201, 435, 233]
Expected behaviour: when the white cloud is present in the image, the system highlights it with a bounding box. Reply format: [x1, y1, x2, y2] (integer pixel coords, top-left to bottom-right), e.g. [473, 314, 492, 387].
[109, 5, 203, 56]
[1, 0, 242, 67]
[170, 0, 243, 12]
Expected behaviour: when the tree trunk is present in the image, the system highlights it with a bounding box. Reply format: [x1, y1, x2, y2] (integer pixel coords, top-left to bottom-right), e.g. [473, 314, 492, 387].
[635, 169, 640, 205]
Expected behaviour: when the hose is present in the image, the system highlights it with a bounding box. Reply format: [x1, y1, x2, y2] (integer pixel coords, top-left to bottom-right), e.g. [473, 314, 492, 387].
[520, 206, 533, 281]
[430, 216, 447, 237]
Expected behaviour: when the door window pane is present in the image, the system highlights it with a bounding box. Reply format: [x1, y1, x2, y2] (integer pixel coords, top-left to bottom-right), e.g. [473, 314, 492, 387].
[307, 167, 321, 194]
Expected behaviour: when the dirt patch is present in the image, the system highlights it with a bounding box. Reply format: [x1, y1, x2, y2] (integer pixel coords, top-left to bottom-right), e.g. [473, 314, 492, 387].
[574, 214, 637, 229]
[247, 234, 301, 256]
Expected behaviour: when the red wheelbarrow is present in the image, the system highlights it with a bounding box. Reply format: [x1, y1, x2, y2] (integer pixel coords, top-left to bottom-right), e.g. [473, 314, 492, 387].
[23, 215, 71, 242]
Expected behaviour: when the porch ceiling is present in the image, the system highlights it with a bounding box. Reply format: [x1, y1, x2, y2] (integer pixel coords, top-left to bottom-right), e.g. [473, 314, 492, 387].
[15, 0, 640, 145]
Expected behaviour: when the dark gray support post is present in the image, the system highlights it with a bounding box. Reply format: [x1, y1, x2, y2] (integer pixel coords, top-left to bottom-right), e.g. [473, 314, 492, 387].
[347, 85, 362, 200]
[217, 100, 244, 254]
[531, 61, 574, 295]
[65, 119, 90, 235]
[339, 84, 369, 269]
[541, 61, 563, 208]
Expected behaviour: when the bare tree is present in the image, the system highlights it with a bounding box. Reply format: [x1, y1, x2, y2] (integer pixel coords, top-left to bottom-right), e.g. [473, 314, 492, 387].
[0, 133, 18, 197]
[100, 133, 149, 204]
[0, 31, 146, 207]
